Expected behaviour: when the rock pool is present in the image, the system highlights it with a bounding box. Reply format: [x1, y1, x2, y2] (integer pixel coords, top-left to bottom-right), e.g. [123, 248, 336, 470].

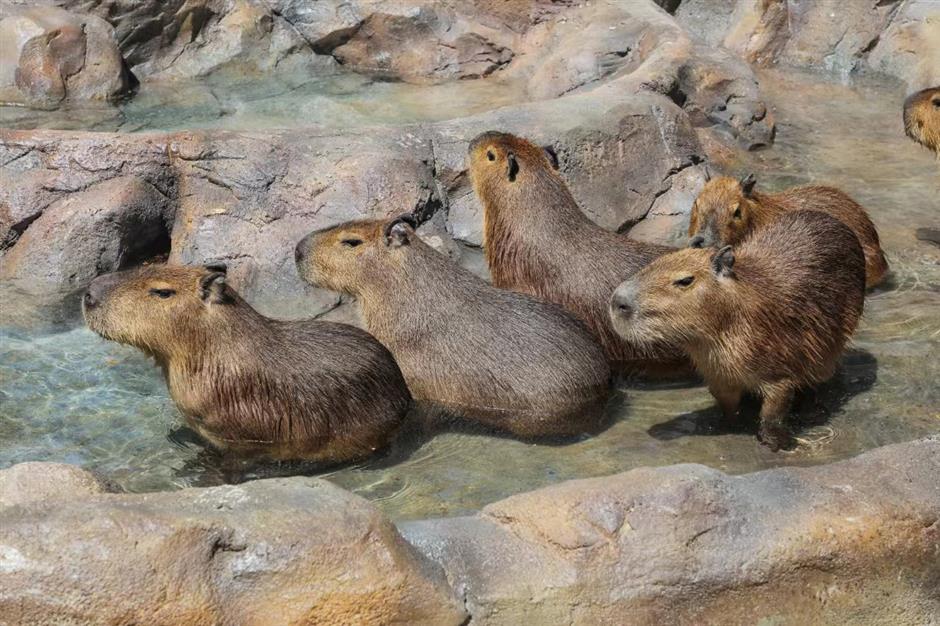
[1, 68, 937, 520]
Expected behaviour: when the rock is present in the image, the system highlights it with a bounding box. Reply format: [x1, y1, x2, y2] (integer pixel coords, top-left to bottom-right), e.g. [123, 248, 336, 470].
[0, 462, 109, 507]
[333, 11, 513, 84]
[0, 476, 466, 625]
[402, 437, 940, 625]
[867, 0, 940, 92]
[629, 164, 707, 246]
[0, 175, 173, 297]
[0, 6, 131, 108]
[677, 44, 775, 150]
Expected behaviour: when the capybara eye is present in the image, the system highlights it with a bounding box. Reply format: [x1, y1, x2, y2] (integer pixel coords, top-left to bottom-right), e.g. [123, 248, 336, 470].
[932, 97, 940, 108]
[672, 276, 695, 288]
[341, 238, 363, 248]
[149, 288, 176, 299]
[486, 150, 495, 161]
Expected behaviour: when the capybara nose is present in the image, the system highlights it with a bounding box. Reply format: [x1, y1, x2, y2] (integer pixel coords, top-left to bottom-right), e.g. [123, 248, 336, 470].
[610, 290, 634, 318]
[689, 235, 706, 249]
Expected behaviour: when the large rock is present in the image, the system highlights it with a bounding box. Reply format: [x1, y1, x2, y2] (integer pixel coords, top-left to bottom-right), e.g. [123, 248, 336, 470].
[402, 437, 940, 625]
[0, 462, 108, 507]
[0, 6, 131, 108]
[867, 0, 940, 92]
[0, 476, 466, 625]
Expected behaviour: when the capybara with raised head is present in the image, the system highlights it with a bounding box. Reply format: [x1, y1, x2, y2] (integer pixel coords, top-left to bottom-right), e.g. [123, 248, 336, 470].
[688, 173, 888, 288]
[467, 130, 682, 371]
[294, 214, 611, 438]
[82, 264, 411, 462]
[610, 210, 865, 451]
[904, 87, 940, 154]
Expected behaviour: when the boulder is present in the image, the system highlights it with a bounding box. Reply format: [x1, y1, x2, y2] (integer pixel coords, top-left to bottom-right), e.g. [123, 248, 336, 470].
[0, 476, 467, 625]
[0, 6, 130, 108]
[0, 461, 109, 507]
[402, 437, 940, 625]
[867, 0, 940, 92]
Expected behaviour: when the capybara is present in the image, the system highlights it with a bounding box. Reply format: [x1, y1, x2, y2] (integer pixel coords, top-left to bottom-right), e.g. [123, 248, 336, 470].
[82, 264, 411, 462]
[688, 173, 888, 288]
[467, 130, 682, 371]
[294, 214, 611, 438]
[904, 87, 940, 154]
[610, 211, 865, 451]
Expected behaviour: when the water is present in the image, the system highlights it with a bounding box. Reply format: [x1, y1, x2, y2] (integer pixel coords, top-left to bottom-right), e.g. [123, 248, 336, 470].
[0, 72, 525, 132]
[1, 68, 938, 519]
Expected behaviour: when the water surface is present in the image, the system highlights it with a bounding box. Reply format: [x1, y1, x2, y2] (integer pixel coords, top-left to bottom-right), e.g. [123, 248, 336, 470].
[1, 68, 938, 519]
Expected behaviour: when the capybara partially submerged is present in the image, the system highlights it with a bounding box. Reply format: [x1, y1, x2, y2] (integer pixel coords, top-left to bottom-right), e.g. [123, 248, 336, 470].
[904, 87, 940, 154]
[467, 131, 682, 371]
[294, 214, 611, 438]
[82, 264, 410, 462]
[610, 211, 865, 451]
[688, 173, 888, 288]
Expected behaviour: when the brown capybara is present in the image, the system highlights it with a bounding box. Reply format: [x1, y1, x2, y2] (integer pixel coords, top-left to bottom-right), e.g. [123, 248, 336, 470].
[688, 174, 888, 288]
[294, 214, 611, 438]
[904, 87, 940, 154]
[82, 264, 410, 462]
[610, 210, 865, 451]
[467, 130, 682, 371]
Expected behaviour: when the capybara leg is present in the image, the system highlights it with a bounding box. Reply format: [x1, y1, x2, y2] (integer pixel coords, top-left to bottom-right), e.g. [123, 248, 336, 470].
[708, 383, 742, 424]
[758, 385, 795, 452]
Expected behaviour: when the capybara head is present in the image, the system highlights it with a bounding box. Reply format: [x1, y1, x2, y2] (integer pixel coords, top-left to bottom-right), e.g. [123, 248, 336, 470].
[687, 174, 759, 248]
[295, 214, 418, 296]
[610, 246, 735, 349]
[83, 263, 233, 357]
[904, 87, 940, 153]
[467, 131, 562, 220]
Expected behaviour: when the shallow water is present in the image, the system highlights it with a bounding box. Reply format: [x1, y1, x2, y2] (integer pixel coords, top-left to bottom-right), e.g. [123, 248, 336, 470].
[1, 68, 938, 519]
[0, 72, 526, 132]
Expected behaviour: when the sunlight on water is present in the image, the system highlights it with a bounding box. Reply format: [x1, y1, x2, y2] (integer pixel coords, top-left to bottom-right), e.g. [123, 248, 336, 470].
[0, 68, 937, 519]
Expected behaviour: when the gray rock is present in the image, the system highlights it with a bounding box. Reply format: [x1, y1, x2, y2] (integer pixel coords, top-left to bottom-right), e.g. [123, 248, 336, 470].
[0, 476, 467, 625]
[0, 6, 131, 108]
[0, 462, 109, 507]
[401, 437, 940, 625]
[867, 0, 940, 92]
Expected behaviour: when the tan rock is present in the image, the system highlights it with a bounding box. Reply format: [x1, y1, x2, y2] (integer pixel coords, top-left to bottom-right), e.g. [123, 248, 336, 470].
[0, 462, 108, 507]
[0, 477, 466, 625]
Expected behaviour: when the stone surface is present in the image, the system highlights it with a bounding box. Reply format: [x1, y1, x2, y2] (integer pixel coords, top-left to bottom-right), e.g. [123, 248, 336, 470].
[0, 461, 108, 506]
[867, 0, 940, 92]
[402, 437, 940, 625]
[0, 476, 466, 625]
[0, 6, 131, 108]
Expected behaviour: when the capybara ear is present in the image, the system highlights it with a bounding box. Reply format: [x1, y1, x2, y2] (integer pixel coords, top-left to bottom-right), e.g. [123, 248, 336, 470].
[384, 214, 417, 248]
[506, 151, 519, 181]
[712, 245, 736, 277]
[542, 145, 559, 170]
[739, 173, 756, 197]
[204, 262, 228, 274]
[200, 272, 230, 304]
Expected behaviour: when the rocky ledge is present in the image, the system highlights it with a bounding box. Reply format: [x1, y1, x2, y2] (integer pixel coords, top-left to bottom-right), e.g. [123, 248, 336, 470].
[1, 437, 937, 624]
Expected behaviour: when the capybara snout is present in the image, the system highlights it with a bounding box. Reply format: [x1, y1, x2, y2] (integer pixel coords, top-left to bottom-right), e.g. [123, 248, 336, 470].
[904, 87, 940, 153]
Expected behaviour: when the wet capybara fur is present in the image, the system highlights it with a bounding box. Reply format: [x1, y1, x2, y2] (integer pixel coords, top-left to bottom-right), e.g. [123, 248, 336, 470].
[611, 211, 865, 451]
[295, 214, 611, 438]
[904, 87, 940, 154]
[467, 131, 684, 372]
[83, 264, 410, 462]
[688, 174, 888, 288]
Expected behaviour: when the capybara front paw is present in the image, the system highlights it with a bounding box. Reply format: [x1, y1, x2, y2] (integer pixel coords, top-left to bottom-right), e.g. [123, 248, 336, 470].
[758, 425, 794, 452]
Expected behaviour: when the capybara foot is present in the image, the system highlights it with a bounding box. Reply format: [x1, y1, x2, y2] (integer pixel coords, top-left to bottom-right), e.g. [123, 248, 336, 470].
[758, 424, 794, 452]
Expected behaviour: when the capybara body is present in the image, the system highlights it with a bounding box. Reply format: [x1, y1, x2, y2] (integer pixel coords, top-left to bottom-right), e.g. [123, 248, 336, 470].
[467, 131, 682, 370]
[611, 211, 866, 450]
[904, 87, 940, 154]
[82, 264, 410, 462]
[688, 174, 888, 288]
[295, 215, 611, 438]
